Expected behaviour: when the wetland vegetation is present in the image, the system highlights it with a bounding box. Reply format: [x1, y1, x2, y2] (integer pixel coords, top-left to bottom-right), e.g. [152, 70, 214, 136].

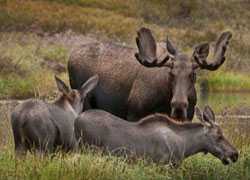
[0, 0, 250, 179]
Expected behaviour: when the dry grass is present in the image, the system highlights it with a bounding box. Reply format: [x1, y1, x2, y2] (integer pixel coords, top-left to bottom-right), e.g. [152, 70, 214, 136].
[1, 0, 250, 71]
[0, 32, 70, 99]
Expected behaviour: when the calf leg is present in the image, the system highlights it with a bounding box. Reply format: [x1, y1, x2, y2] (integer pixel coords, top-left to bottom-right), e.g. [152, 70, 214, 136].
[11, 118, 27, 156]
[13, 130, 27, 156]
[23, 120, 56, 154]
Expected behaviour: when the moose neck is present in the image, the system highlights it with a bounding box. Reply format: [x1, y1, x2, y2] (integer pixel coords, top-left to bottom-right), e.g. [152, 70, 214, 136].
[54, 96, 78, 118]
[177, 124, 207, 158]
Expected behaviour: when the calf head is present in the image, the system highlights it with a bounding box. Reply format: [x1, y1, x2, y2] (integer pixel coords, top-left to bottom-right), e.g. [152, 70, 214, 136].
[55, 75, 99, 115]
[196, 106, 238, 165]
[135, 28, 232, 120]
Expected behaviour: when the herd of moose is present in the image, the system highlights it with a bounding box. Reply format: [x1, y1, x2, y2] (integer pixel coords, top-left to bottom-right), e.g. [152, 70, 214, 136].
[10, 28, 239, 167]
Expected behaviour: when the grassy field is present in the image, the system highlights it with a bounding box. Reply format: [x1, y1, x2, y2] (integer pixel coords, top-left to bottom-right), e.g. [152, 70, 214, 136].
[0, 0, 250, 98]
[0, 103, 250, 180]
[1, 1, 250, 179]
[0, 31, 70, 99]
[0, 149, 249, 180]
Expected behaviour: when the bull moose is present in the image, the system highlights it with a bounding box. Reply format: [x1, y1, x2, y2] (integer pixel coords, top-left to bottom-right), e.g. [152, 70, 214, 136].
[75, 105, 238, 166]
[11, 75, 99, 155]
[68, 28, 232, 121]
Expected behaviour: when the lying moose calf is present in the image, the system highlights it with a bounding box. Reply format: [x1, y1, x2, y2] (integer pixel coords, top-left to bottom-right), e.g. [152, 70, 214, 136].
[11, 75, 99, 155]
[75, 106, 238, 166]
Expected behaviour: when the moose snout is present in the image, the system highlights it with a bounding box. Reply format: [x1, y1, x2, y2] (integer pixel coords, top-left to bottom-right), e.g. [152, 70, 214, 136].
[222, 150, 239, 165]
[171, 100, 188, 120]
[230, 151, 239, 163]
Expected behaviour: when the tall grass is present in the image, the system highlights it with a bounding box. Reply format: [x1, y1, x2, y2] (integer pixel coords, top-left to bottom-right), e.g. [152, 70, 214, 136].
[0, 145, 249, 179]
[0, 1, 250, 179]
[0, 32, 69, 99]
[200, 71, 250, 92]
[0, 101, 249, 180]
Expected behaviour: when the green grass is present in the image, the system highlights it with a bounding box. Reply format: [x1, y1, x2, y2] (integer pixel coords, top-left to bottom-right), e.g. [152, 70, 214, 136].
[197, 91, 250, 114]
[0, 103, 249, 180]
[199, 71, 250, 92]
[0, 145, 249, 180]
[0, 1, 250, 179]
[0, 71, 61, 99]
[0, 32, 69, 99]
[38, 45, 69, 64]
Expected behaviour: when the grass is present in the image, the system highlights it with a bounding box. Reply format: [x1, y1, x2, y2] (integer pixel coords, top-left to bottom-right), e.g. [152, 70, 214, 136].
[0, 0, 250, 98]
[0, 1, 250, 179]
[199, 71, 250, 92]
[197, 91, 250, 114]
[0, 32, 70, 99]
[0, 149, 249, 180]
[0, 102, 249, 180]
[0, 71, 63, 99]
[0, 114, 250, 180]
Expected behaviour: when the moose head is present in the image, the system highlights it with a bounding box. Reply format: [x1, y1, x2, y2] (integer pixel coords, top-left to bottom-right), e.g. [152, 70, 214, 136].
[135, 28, 232, 120]
[195, 106, 238, 164]
[55, 75, 99, 116]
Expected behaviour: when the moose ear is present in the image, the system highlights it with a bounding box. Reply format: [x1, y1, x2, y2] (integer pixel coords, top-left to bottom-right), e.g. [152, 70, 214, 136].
[195, 107, 203, 122]
[55, 76, 70, 95]
[80, 75, 99, 98]
[166, 37, 177, 56]
[203, 105, 216, 125]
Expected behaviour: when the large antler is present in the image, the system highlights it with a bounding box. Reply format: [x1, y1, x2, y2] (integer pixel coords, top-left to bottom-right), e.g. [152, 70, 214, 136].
[134, 28, 172, 68]
[193, 31, 232, 70]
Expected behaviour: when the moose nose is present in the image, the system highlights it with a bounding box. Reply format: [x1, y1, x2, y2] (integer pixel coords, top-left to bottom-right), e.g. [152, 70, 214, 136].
[171, 100, 188, 110]
[230, 151, 239, 163]
[171, 100, 188, 120]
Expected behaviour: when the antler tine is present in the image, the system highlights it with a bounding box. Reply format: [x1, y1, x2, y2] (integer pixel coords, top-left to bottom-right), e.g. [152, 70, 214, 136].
[135, 27, 170, 68]
[193, 31, 232, 71]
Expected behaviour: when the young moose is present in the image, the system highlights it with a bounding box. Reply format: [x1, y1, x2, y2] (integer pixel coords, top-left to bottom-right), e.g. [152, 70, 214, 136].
[75, 106, 238, 166]
[11, 75, 99, 155]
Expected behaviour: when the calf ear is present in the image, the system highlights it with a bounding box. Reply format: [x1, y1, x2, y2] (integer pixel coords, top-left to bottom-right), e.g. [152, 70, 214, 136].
[195, 107, 203, 122]
[55, 76, 70, 95]
[166, 37, 177, 56]
[203, 105, 216, 125]
[80, 75, 99, 98]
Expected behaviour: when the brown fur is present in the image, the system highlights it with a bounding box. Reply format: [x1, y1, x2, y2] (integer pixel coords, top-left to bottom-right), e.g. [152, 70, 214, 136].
[68, 29, 232, 121]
